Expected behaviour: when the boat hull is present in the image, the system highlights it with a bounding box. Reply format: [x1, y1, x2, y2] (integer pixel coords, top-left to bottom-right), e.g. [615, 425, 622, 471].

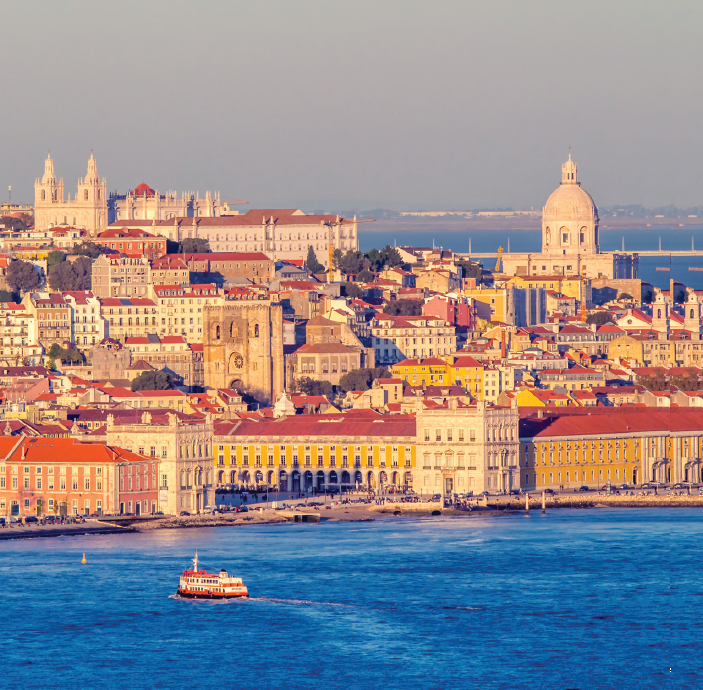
[176, 589, 248, 599]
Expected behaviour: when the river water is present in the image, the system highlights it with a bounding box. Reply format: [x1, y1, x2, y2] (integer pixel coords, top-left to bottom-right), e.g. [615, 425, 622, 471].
[0, 509, 697, 689]
[360, 226, 703, 289]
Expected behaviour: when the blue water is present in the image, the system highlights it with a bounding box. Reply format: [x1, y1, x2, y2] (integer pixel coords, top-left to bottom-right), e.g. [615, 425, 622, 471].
[360, 227, 703, 288]
[0, 510, 697, 689]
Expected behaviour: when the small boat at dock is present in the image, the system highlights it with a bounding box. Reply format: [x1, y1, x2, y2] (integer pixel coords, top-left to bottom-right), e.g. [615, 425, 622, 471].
[176, 552, 248, 599]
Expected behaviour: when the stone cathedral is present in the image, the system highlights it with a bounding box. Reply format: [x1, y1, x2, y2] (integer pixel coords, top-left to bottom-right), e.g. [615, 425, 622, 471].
[203, 300, 285, 403]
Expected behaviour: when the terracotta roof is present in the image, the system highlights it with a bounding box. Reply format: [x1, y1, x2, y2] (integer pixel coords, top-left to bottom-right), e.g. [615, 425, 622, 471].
[219, 416, 415, 439]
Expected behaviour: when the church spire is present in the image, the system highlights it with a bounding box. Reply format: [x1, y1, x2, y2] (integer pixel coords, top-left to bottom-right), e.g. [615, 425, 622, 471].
[561, 150, 578, 186]
[85, 152, 98, 184]
[42, 153, 56, 184]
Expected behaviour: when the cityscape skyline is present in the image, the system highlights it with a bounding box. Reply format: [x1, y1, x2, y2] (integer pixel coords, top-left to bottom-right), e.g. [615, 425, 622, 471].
[2, 0, 700, 211]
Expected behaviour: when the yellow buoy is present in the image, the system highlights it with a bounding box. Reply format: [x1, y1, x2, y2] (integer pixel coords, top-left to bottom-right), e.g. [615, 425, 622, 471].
[81, 553, 86, 564]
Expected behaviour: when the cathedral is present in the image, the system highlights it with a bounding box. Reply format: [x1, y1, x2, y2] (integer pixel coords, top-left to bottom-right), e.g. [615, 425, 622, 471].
[34, 154, 107, 234]
[501, 154, 638, 280]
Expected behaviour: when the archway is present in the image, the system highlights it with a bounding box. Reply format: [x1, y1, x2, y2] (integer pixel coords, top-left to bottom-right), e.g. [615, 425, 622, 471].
[632, 467, 638, 485]
[329, 471, 338, 485]
[280, 470, 288, 491]
[241, 470, 251, 487]
[341, 470, 350, 485]
[367, 471, 375, 489]
[391, 471, 399, 486]
[403, 471, 413, 489]
[230, 470, 237, 483]
[217, 470, 224, 485]
[267, 470, 275, 487]
[255, 470, 263, 486]
[316, 471, 325, 491]
[229, 379, 243, 392]
[292, 470, 300, 491]
[354, 471, 362, 487]
[304, 471, 313, 489]
[379, 470, 387, 488]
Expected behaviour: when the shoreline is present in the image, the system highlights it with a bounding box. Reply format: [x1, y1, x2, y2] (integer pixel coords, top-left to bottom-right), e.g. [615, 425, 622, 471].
[2, 495, 702, 540]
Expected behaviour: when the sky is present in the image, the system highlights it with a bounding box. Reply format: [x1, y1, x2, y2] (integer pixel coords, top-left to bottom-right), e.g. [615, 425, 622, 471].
[2, 0, 700, 212]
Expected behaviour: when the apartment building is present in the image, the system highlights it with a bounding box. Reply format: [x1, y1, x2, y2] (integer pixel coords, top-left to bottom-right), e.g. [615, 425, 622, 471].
[91, 255, 150, 298]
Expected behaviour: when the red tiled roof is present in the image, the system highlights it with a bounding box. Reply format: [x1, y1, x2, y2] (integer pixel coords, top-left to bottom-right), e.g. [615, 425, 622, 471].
[220, 416, 415, 438]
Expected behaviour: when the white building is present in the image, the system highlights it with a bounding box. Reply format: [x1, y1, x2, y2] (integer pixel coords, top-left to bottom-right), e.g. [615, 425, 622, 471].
[502, 154, 637, 280]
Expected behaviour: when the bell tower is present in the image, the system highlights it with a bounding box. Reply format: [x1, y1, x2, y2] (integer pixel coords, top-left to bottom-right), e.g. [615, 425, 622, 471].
[684, 288, 702, 335]
[561, 151, 578, 185]
[34, 154, 65, 229]
[76, 153, 108, 235]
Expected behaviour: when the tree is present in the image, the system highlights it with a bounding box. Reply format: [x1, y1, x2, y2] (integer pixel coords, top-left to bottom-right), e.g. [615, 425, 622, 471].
[131, 370, 175, 392]
[0, 289, 19, 303]
[456, 260, 483, 280]
[295, 377, 333, 396]
[47, 250, 66, 273]
[333, 248, 343, 268]
[383, 299, 423, 316]
[306, 246, 324, 273]
[671, 373, 700, 391]
[6, 260, 41, 294]
[636, 373, 668, 392]
[381, 245, 402, 267]
[344, 283, 363, 299]
[339, 366, 391, 392]
[585, 312, 613, 327]
[619, 293, 634, 300]
[339, 250, 364, 275]
[47, 343, 84, 365]
[48, 256, 92, 291]
[356, 269, 375, 283]
[178, 238, 211, 254]
[72, 241, 104, 259]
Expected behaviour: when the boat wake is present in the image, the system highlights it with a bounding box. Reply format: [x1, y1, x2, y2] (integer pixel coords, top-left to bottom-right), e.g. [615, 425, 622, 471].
[169, 594, 350, 607]
[249, 596, 352, 608]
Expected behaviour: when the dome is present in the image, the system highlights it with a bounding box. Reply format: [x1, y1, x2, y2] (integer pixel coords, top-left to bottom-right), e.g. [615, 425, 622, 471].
[542, 153, 598, 223]
[543, 184, 598, 223]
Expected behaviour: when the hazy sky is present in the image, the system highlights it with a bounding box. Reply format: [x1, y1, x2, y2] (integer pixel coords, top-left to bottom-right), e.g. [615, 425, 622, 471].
[2, 0, 700, 212]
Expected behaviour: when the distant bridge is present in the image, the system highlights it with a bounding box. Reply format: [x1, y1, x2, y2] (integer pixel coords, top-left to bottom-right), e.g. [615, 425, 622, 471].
[456, 250, 703, 259]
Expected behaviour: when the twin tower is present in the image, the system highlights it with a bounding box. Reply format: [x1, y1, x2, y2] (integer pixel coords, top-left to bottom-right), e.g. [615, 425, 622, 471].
[34, 153, 107, 234]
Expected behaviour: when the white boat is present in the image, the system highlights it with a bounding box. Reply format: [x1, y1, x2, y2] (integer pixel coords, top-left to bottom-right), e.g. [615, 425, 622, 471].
[176, 552, 249, 599]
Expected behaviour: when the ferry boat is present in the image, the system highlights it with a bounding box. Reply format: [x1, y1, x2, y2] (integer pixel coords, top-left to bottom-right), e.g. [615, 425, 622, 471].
[176, 552, 249, 599]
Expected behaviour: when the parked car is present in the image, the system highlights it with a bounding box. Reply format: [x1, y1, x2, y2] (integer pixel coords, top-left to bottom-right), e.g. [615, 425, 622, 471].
[24, 516, 39, 524]
[544, 488, 556, 495]
[44, 515, 57, 524]
[179, 511, 191, 516]
[578, 486, 590, 492]
[672, 483, 686, 489]
[509, 489, 521, 495]
[480, 491, 490, 496]
[618, 484, 631, 489]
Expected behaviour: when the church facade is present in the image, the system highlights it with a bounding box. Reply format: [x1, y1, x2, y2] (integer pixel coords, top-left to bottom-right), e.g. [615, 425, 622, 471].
[34, 154, 107, 234]
[501, 155, 638, 280]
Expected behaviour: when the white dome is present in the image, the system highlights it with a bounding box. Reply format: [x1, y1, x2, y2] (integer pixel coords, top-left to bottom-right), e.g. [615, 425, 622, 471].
[543, 184, 598, 223]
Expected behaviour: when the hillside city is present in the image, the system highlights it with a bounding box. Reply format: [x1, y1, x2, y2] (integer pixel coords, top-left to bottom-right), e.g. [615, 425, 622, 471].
[0, 153, 698, 519]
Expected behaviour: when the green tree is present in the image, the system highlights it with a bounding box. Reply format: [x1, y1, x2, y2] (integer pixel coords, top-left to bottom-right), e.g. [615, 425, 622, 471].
[619, 293, 634, 300]
[0, 289, 19, 303]
[333, 248, 343, 268]
[339, 250, 364, 275]
[7, 260, 41, 294]
[131, 370, 175, 392]
[636, 373, 668, 392]
[48, 256, 92, 291]
[72, 241, 104, 259]
[48, 343, 84, 364]
[381, 245, 402, 267]
[456, 260, 483, 280]
[306, 246, 324, 273]
[296, 377, 333, 396]
[671, 373, 700, 391]
[356, 269, 375, 283]
[383, 299, 423, 316]
[178, 238, 211, 254]
[339, 366, 391, 392]
[585, 312, 613, 327]
[46, 357, 56, 371]
[344, 283, 363, 299]
[47, 250, 66, 273]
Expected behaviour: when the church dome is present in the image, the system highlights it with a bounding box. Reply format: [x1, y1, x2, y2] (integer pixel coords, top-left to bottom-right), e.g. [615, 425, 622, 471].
[542, 154, 598, 224]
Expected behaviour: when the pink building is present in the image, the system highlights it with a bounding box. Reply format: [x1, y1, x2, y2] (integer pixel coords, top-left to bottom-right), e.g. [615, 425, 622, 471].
[422, 295, 475, 329]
